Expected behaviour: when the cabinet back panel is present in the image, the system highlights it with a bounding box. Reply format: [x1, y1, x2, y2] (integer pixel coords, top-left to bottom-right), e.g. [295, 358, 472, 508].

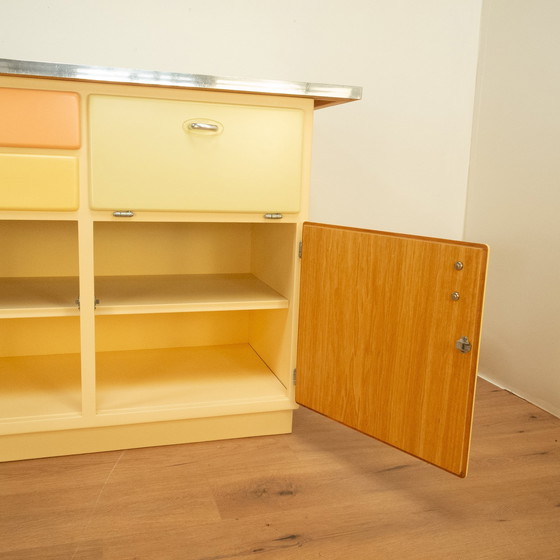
[0, 317, 80, 357]
[251, 223, 297, 299]
[95, 312, 250, 352]
[0, 221, 79, 277]
[94, 222, 251, 276]
[249, 309, 291, 389]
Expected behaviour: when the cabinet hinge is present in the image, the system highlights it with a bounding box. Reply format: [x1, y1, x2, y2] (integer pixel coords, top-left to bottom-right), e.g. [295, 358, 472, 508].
[298, 241, 303, 259]
[113, 210, 135, 218]
[293, 369, 297, 385]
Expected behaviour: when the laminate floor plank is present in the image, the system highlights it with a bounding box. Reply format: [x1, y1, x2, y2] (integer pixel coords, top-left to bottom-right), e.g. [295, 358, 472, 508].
[1, 379, 559, 560]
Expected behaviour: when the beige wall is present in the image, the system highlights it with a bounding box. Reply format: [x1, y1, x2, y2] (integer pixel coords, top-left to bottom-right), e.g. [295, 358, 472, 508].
[465, 0, 560, 416]
[0, 0, 482, 240]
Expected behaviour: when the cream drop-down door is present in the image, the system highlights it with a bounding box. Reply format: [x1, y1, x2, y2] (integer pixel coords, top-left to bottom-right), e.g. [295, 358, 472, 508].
[296, 222, 488, 477]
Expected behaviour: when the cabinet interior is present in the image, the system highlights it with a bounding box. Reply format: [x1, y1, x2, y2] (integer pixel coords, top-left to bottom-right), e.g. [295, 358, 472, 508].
[0, 221, 81, 423]
[93, 221, 297, 418]
[0, 316, 82, 422]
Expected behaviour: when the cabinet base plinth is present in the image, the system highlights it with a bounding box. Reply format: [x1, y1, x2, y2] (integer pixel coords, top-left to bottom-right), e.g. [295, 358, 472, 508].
[0, 410, 293, 462]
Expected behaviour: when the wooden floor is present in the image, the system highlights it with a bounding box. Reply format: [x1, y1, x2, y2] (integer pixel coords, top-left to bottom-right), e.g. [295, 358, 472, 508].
[1, 378, 559, 560]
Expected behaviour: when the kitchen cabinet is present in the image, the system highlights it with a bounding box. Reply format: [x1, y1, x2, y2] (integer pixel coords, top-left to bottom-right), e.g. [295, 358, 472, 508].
[0, 59, 487, 477]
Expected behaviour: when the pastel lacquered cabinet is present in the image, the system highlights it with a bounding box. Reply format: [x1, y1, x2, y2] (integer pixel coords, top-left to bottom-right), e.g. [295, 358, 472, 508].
[0, 87, 80, 211]
[0, 65, 487, 477]
[89, 95, 304, 212]
[0, 87, 80, 149]
[0, 154, 79, 211]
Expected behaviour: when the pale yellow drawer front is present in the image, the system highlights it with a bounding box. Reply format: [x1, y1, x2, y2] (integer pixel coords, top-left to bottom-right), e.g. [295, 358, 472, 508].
[0, 154, 79, 211]
[89, 95, 304, 212]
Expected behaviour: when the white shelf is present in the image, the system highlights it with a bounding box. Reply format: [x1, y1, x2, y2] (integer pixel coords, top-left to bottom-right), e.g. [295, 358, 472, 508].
[0, 353, 82, 423]
[96, 343, 290, 416]
[0, 277, 80, 318]
[94, 273, 289, 315]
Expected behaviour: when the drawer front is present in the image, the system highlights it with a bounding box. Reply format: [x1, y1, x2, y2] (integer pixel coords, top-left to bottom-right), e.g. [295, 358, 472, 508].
[0, 154, 79, 210]
[0, 88, 80, 149]
[89, 95, 304, 212]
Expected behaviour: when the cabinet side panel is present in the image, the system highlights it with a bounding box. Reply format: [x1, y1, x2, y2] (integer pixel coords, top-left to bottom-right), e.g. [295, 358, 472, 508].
[249, 224, 299, 389]
[296, 223, 488, 476]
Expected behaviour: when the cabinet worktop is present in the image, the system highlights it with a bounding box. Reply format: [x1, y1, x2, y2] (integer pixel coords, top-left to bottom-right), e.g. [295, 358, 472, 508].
[0, 58, 362, 108]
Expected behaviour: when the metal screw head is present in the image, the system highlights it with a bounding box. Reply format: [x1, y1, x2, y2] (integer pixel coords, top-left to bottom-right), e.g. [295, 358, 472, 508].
[455, 261, 464, 271]
[456, 336, 472, 353]
[451, 292, 460, 301]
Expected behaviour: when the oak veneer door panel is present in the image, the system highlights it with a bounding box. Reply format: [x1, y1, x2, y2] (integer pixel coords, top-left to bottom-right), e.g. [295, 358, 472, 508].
[296, 222, 488, 477]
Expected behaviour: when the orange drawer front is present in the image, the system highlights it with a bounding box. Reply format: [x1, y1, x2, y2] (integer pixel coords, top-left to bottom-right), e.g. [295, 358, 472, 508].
[0, 88, 80, 149]
[0, 154, 79, 210]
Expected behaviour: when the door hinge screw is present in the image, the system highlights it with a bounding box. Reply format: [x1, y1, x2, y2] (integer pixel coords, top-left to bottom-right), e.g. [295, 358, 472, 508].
[455, 336, 472, 353]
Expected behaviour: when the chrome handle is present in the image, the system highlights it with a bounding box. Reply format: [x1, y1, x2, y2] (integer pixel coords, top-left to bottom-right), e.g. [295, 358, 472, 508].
[113, 210, 135, 218]
[188, 122, 219, 131]
[264, 213, 284, 220]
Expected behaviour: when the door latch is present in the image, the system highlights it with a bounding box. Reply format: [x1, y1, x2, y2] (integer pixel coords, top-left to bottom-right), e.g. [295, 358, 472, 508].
[455, 336, 472, 353]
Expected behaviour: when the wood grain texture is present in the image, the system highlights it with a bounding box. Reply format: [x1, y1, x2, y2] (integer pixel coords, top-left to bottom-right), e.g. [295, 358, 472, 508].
[0, 380, 558, 559]
[296, 222, 488, 476]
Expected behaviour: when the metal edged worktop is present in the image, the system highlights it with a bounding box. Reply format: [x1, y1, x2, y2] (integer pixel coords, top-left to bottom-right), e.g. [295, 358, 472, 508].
[0, 58, 362, 108]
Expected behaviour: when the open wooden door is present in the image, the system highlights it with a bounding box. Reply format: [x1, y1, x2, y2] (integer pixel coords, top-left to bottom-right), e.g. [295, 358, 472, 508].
[296, 222, 488, 477]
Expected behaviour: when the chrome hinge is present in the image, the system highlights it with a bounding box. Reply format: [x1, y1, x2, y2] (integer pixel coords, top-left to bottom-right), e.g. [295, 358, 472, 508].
[293, 369, 297, 385]
[113, 210, 135, 218]
[298, 241, 303, 259]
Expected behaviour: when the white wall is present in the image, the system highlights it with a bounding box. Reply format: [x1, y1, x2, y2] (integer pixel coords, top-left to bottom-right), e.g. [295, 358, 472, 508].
[0, 0, 482, 239]
[465, 0, 560, 417]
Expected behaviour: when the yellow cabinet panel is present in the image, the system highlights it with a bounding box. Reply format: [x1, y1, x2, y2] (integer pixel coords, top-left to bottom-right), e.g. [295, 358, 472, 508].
[88, 95, 305, 212]
[0, 154, 79, 211]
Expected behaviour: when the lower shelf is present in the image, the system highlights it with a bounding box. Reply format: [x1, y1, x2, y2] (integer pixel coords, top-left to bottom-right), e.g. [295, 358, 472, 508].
[0, 344, 293, 458]
[0, 352, 81, 422]
[96, 343, 291, 416]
